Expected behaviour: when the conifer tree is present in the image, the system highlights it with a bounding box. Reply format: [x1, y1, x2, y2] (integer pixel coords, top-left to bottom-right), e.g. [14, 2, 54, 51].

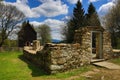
[63, 0, 85, 43]
[73, 0, 85, 29]
[18, 21, 37, 47]
[86, 3, 101, 26]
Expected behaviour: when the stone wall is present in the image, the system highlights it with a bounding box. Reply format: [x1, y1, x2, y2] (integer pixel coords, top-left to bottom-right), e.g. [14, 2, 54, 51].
[103, 32, 113, 59]
[113, 49, 120, 58]
[74, 26, 113, 59]
[23, 43, 91, 74]
[75, 28, 92, 62]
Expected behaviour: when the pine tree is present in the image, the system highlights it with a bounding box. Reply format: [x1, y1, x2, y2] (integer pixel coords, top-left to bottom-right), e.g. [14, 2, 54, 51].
[73, 0, 85, 29]
[86, 3, 101, 26]
[18, 21, 37, 47]
[64, 0, 85, 43]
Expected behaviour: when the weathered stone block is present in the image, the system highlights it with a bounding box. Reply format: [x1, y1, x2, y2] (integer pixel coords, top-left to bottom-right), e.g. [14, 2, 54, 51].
[50, 65, 64, 71]
[57, 58, 66, 65]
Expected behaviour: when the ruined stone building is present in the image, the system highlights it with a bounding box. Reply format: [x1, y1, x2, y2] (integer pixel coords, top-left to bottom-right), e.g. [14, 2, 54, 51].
[23, 26, 113, 74]
[74, 26, 113, 60]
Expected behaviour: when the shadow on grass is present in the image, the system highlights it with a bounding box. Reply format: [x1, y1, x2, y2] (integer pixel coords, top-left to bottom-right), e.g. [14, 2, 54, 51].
[18, 55, 48, 77]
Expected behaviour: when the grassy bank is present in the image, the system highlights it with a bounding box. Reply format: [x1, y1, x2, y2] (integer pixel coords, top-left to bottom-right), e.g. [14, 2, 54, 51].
[110, 57, 120, 65]
[0, 51, 94, 80]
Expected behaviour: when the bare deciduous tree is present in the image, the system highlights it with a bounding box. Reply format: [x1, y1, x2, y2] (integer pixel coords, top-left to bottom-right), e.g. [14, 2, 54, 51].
[103, 0, 120, 48]
[0, 3, 25, 47]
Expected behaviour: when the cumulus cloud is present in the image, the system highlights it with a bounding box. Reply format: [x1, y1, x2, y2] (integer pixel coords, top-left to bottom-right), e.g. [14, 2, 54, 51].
[30, 21, 43, 27]
[30, 19, 66, 40]
[3, 0, 68, 18]
[3, 0, 39, 18]
[32, 0, 68, 17]
[17, 0, 28, 4]
[62, 16, 71, 21]
[89, 0, 99, 2]
[44, 19, 65, 40]
[67, 0, 82, 4]
[98, 2, 115, 15]
[108, 0, 117, 2]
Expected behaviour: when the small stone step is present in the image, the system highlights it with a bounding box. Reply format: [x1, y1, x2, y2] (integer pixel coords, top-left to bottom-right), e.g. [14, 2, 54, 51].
[92, 61, 120, 70]
[91, 59, 105, 63]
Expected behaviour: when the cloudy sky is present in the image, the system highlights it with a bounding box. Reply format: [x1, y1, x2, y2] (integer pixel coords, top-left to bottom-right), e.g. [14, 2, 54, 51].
[3, 0, 117, 40]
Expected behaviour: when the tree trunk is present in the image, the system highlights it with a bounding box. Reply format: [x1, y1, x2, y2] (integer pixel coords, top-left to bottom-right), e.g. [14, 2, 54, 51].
[0, 39, 5, 47]
[0, 42, 3, 47]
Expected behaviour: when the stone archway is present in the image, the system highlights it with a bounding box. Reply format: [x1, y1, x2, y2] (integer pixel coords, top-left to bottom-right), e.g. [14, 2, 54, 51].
[91, 31, 103, 59]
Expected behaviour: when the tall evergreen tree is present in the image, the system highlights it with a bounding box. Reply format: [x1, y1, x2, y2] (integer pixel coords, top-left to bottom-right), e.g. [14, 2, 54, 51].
[73, 0, 85, 29]
[63, 0, 85, 43]
[86, 3, 101, 26]
[18, 21, 37, 47]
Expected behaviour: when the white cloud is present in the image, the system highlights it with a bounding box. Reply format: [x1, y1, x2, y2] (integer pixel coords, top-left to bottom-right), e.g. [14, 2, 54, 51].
[3, 0, 68, 18]
[62, 16, 71, 21]
[3, 0, 39, 18]
[89, 0, 99, 2]
[67, 0, 82, 4]
[32, 0, 68, 17]
[44, 19, 65, 40]
[17, 0, 28, 4]
[98, 0, 118, 16]
[30, 21, 43, 27]
[98, 2, 115, 15]
[108, 0, 117, 2]
[30, 19, 66, 40]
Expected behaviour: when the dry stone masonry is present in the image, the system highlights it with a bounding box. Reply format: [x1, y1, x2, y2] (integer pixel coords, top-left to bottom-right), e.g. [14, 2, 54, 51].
[23, 26, 113, 74]
[24, 43, 91, 74]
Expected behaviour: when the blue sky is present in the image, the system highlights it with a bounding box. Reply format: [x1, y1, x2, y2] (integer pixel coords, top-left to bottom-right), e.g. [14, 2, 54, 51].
[3, 0, 116, 40]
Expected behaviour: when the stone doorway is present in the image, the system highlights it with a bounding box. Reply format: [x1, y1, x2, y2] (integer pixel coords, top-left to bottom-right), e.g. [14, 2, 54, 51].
[91, 31, 103, 59]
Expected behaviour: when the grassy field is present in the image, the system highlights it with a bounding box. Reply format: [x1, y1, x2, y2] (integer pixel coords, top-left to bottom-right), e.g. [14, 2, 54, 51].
[0, 51, 94, 80]
[110, 57, 120, 65]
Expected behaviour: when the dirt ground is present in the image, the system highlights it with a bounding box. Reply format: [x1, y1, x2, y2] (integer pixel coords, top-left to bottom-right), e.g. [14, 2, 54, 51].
[31, 66, 120, 80]
[82, 67, 120, 80]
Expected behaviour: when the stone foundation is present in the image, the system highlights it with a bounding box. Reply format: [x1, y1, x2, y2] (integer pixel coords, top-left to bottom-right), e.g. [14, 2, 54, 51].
[23, 43, 91, 74]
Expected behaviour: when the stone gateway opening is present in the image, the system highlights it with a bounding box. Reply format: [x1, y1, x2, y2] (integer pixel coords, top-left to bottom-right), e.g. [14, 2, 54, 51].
[91, 31, 103, 59]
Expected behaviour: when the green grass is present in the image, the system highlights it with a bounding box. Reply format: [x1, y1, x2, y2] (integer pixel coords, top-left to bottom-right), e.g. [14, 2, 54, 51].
[0, 51, 31, 80]
[43, 65, 94, 79]
[0, 51, 93, 80]
[110, 57, 120, 65]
